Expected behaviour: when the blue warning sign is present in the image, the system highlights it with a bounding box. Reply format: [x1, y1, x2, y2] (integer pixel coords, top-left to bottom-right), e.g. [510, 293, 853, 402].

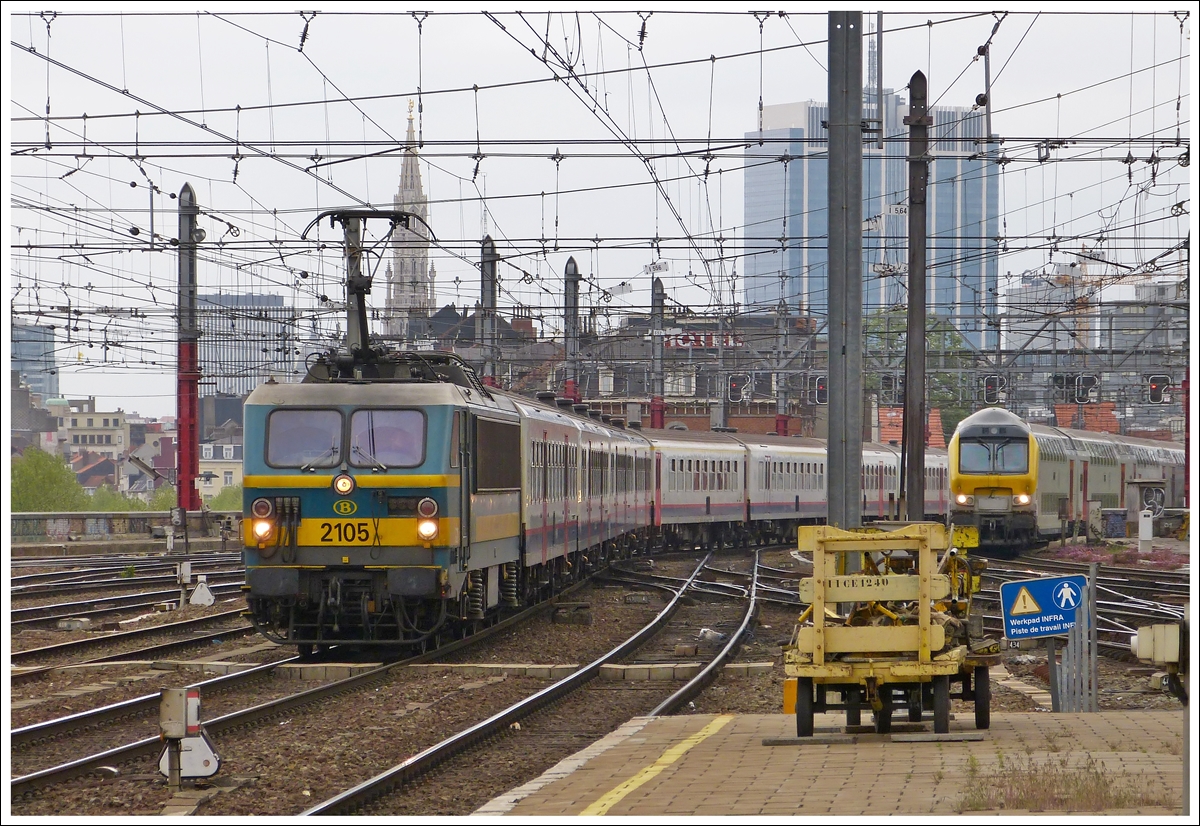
[999, 575, 1088, 640]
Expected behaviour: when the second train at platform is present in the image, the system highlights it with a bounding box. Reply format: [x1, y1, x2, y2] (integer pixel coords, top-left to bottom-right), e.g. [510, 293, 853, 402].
[948, 406, 1185, 555]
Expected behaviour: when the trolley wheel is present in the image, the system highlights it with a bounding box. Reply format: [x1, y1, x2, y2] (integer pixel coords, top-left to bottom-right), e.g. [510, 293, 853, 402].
[907, 687, 923, 722]
[933, 675, 951, 734]
[297, 643, 314, 660]
[873, 689, 893, 734]
[795, 678, 814, 737]
[974, 666, 991, 730]
[845, 686, 861, 727]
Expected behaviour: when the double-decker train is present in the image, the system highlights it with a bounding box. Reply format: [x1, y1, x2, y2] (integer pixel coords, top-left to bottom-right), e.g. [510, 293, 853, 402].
[948, 407, 1186, 556]
[240, 349, 952, 652]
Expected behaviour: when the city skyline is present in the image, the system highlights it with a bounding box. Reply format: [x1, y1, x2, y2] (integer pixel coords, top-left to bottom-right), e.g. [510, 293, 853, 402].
[741, 92, 1000, 352]
[6, 8, 1192, 418]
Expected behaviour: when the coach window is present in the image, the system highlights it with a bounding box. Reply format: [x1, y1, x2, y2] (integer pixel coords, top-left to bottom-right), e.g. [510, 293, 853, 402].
[474, 418, 522, 491]
[351, 409, 426, 468]
[267, 409, 342, 468]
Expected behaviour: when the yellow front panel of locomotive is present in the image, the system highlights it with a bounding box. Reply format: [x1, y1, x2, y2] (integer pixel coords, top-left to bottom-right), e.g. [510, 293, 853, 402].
[244, 518, 456, 546]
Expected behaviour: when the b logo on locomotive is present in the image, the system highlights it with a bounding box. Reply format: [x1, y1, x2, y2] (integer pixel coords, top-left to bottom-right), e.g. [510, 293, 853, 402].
[332, 500, 358, 516]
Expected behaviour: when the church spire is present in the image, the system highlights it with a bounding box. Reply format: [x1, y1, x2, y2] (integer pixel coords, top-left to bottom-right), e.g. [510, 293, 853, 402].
[386, 99, 432, 341]
[401, 100, 424, 199]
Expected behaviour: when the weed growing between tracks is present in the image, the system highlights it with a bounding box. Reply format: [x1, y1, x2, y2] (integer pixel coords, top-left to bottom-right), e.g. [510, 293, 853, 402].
[955, 752, 1179, 812]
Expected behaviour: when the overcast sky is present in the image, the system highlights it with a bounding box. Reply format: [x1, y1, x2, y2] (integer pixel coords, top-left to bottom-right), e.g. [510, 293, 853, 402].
[5, 4, 1194, 418]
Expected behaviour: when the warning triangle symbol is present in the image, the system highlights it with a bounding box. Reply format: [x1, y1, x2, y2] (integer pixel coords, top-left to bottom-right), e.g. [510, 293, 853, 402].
[1010, 586, 1042, 616]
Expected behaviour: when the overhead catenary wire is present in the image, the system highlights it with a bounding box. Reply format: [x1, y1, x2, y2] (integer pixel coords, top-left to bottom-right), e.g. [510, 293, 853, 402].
[10, 11, 1188, 391]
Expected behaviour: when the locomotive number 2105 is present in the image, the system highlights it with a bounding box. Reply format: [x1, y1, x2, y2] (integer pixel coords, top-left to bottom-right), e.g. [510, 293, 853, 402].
[319, 521, 372, 543]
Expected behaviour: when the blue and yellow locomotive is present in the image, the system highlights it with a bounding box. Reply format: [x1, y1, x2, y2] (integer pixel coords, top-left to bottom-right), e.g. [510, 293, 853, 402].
[242, 347, 611, 652]
[242, 344, 666, 651]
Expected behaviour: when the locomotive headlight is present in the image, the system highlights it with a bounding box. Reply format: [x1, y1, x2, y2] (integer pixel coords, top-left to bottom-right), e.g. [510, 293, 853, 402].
[1014, 493, 1031, 505]
[955, 493, 974, 506]
[251, 497, 274, 518]
[332, 474, 356, 496]
[417, 497, 439, 518]
[416, 518, 439, 541]
[252, 519, 275, 541]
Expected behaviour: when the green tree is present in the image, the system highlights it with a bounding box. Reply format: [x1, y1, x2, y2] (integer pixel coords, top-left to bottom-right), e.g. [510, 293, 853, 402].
[862, 310, 976, 436]
[10, 448, 89, 512]
[90, 485, 149, 512]
[208, 484, 243, 511]
[148, 483, 177, 511]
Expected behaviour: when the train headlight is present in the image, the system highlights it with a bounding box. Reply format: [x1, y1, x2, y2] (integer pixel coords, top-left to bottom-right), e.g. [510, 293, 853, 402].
[416, 518, 439, 541]
[251, 498, 274, 518]
[955, 494, 974, 506]
[252, 519, 275, 541]
[332, 474, 356, 496]
[417, 497, 439, 518]
[1014, 493, 1031, 506]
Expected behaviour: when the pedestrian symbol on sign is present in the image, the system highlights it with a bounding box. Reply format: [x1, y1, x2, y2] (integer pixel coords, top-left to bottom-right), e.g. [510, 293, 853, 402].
[1053, 580, 1079, 610]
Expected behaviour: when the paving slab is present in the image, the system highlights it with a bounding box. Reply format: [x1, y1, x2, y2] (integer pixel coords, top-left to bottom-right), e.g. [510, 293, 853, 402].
[478, 710, 1186, 817]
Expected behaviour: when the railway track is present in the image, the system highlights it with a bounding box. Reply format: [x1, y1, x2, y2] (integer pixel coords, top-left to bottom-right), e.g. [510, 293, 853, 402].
[303, 552, 762, 816]
[11, 608, 254, 679]
[10, 552, 768, 816]
[11, 551, 243, 574]
[11, 567, 245, 599]
[8, 579, 598, 802]
[10, 541, 1181, 816]
[11, 580, 247, 629]
[10, 658, 295, 777]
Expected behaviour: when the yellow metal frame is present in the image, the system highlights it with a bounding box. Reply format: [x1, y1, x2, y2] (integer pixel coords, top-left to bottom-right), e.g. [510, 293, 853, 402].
[784, 523, 967, 689]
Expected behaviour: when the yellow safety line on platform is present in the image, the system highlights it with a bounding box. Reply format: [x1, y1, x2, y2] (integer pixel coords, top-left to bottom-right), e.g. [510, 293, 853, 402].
[579, 715, 733, 816]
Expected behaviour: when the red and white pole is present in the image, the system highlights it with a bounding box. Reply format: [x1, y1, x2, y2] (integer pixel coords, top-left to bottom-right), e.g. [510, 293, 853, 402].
[177, 184, 201, 511]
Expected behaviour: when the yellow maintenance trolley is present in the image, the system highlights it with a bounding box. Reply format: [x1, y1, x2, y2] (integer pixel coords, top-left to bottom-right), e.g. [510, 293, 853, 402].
[783, 523, 1000, 736]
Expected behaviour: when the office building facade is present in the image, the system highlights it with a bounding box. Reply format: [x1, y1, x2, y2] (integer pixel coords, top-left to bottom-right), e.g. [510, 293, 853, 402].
[197, 292, 298, 396]
[11, 320, 59, 400]
[743, 92, 999, 350]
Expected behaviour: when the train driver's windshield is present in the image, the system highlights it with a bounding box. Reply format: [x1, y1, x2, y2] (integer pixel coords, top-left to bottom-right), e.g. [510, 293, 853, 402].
[266, 409, 342, 468]
[959, 439, 1028, 474]
[350, 409, 426, 468]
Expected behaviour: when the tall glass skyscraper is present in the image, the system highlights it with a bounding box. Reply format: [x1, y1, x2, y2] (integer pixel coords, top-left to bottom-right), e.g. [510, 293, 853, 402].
[743, 91, 999, 350]
[11, 320, 59, 399]
[197, 292, 297, 396]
